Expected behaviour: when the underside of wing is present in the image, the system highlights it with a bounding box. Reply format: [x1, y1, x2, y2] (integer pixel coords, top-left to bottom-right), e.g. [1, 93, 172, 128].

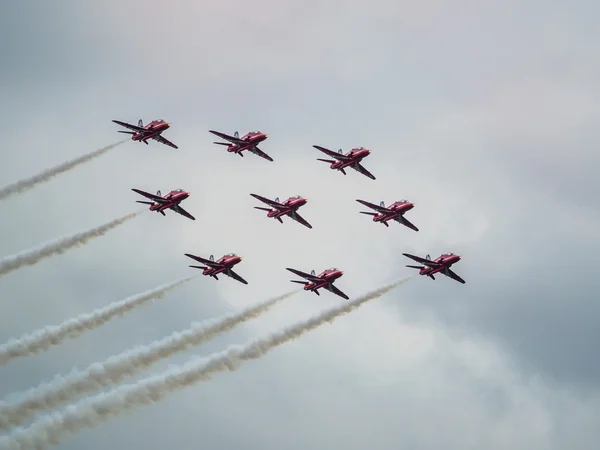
[324, 283, 349, 300]
[286, 267, 321, 282]
[113, 120, 145, 132]
[249, 146, 274, 161]
[209, 130, 246, 145]
[402, 253, 440, 267]
[250, 193, 283, 208]
[351, 162, 376, 180]
[132, 188, 167, 203]
[290, 211, 313, 229]
[355, 199, 390, 213]
[185, 253, 221, 267]
[394, 215, 419, 232]
[313, 145, 350, 161]
[174, 205, 196, 221]
[227, 269, 248, 285]
[443, 268, 466, 284]
[151, 134, 178, 149]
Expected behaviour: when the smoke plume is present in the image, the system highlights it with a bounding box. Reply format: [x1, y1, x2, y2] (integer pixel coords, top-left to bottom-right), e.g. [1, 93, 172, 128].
[0, 278, 409, 449]
[0, 289, 296, 429]
[0, 140, 126, 201]
[0, 276, 195, 366]
[0, 211, 140, 278]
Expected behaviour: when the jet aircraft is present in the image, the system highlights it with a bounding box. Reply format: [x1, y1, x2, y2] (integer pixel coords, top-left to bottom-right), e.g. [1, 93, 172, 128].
[402, 252, 465, 284]
[132, 188, 195, 220]
[356, 199, 418, 231]
[112, 119, 178, 149]
[312, 145, 375, 180]
[185, 253, 248, 284]
[209, 129, 273, 161]
[250, 193, 312, 229]
[286, 267, 349, 299]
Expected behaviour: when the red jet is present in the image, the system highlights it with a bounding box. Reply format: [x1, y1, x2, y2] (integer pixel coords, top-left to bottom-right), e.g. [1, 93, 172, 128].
[209, 129, 273, 161]
[313, 145, 375, 180]
[356, 199, 418, 231]
[250, 194, 312, 229]
[132, 188, 195, 221]
[185, 253, 248, 284]
[112, 119, 178, 149]
[403, 252, 465, 284]
[286, 267, 349, 299]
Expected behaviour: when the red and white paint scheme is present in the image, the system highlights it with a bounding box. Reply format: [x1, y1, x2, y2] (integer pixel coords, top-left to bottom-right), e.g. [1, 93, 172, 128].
[209, 129, 272, 161]
[113, 119, 178, 149]
[312, 145, 375, 180]
[250, 193, 312, 229]
[356, 199, 418, 231]
[286, 267, 349, 299]
[132, 188, 195, 220]
[185, 253, 248, 285]
[403, 252, 465, 284]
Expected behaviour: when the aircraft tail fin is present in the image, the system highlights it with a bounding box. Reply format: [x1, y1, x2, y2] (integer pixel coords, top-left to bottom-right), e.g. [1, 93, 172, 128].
[234, 131, 239, 138]
[338, 149, 343, 154]
[138, 119, 143, 127]
[380, 201, 385, 207]
[274, 197, 280, 203]
[311, 269, 316, 276]
[209, 254, 214, 261]
[426, 254, 431, 260]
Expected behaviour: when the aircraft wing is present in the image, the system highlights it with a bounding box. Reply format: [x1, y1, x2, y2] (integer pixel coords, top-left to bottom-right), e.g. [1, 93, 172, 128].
[250, 193, 284, 208]
[286, 267, 322, 282]
[313, 145, 351, 161]
[173, 205, 196, 221]
[351, 162, 376, 180]
[151, 134, 178, 149]
[248, 146, 274, 162]
[209, 130, 246, 145]
[185, 253, 221, 268]
[289, 211, 313, 229]
[113, 120, 145, 132]
[402, 253, 441, 268]
[131, 188, 167, 203]
[395, 215, 419, 232]
[355, 199, 390, 213]
[324, 283, 350, 300]
[226, 269, 249, 285]
[442, 268, 466, 284]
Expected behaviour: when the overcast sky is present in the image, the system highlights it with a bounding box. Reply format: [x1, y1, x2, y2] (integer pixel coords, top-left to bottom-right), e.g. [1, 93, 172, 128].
[1, 1, 599, 449]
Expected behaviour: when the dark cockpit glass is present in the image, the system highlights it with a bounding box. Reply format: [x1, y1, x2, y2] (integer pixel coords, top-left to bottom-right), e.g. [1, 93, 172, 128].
[328, 267, 337, 271]
[228, 253, 237, 257]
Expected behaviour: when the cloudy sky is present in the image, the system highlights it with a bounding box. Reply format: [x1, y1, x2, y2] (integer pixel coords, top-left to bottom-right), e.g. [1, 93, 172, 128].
[1, 0, 599, 448]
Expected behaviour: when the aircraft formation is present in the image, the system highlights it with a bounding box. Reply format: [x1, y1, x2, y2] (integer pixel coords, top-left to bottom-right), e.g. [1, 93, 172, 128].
[113, 118, 466, 298]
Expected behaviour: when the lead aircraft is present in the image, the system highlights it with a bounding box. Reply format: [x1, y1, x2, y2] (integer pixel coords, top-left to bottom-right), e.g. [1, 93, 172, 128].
[184, 253, 248, 284]
[402, 252, 465, 284]
[112, 119, 178, 149]
[286, 267, 349, 299]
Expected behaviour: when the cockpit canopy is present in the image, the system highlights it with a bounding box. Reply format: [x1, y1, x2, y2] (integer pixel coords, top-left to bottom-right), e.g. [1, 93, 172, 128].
[444, 252, 455, 256]
[328, 267, 338, 271]
[173, 188, 184, 193]
[227, 253, 238, 257]
[291, 195, 301, 199]
[155, 119, 165, 123]
[397, 199, 407, 203]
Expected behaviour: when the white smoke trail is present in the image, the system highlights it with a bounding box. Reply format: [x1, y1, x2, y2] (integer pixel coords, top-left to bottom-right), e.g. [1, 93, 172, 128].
[0, 289, 297, 430]
[0, 211, 141, 278]
[0, 140, 126, 201]
[0, 276, 195, 367]
[0, 278, 409, 449]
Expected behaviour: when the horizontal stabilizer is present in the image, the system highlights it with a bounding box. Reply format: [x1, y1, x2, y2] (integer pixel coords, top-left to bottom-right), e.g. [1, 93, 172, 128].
[254, 207, 271, 211]
[406, 265, 423, 269]
[359, 211, 377, 216]
[317, 158, 335, 163]
[213, 142, 230, 146]
[136, 201, 154, 205]
[189, 265, 207, 270]
[290, 280, 306, 284]
[118, 131, 135, 134]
